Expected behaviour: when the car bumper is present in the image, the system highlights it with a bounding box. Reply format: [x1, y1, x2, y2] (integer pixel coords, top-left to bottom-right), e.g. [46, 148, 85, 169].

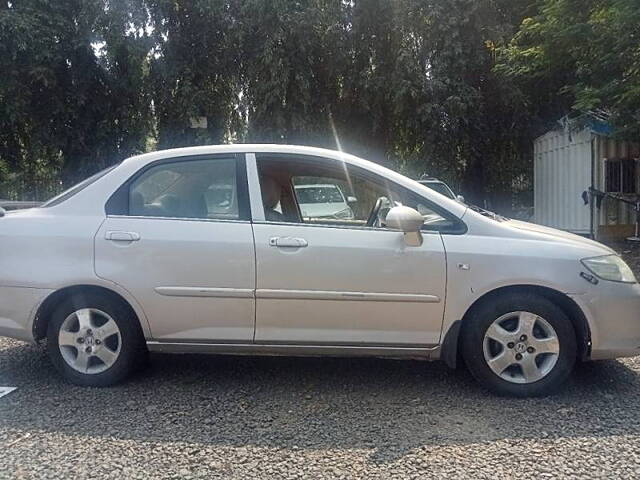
[0, 286, 52, 343]
[570, 282, 640, 360]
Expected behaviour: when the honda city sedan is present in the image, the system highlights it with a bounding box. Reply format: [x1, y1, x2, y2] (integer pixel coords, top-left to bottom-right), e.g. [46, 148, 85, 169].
[0, 145, 638, 396]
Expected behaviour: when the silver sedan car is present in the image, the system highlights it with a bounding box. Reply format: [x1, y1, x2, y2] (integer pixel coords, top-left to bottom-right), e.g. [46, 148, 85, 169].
[0, 145, 638, 396]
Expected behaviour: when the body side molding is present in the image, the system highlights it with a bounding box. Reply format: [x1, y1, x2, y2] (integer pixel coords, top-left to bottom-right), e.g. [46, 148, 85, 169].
[154, 287, 254, 298]
[256, 289, 440, 303]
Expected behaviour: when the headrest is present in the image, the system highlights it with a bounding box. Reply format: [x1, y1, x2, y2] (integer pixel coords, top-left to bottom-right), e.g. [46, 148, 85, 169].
[261, 176, 281, 209]
[130, 192, 144, 214]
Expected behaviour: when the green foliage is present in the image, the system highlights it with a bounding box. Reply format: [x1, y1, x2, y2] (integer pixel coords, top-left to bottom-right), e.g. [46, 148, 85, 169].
[148, 0, 241, 148]
[497, 0, 640, 138]
[0, 0, 154, 197]
[0, 0, 637, 214]
[381, 0, 534, 208]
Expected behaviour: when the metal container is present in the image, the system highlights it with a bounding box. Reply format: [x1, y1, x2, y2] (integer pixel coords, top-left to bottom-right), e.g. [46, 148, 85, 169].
[534, 119, 639, 240]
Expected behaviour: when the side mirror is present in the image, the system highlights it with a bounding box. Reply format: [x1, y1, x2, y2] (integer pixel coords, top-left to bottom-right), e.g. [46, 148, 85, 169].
[385, 206, 424, 247]
[0, 207, 5, 218]
[456, 194, 465, 203]
[347, 196, 358, 204]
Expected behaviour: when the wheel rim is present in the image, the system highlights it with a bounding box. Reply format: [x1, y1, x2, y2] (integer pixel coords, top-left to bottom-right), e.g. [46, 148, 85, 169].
[58, 308, 122, 374]
[482, 311, 560, 384]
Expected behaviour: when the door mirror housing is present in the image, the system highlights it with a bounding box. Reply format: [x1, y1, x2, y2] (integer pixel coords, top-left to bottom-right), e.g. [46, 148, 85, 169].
[386, 206, 424, 232]
[385, 206, 424, 247]
[456, 194, 465, 203]
[0, 207, 5, 218]
[346, 195, 358, 204]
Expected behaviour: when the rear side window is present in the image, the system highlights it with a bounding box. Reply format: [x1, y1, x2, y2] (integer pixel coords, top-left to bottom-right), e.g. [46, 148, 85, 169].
[106, 155, 250, 221]
[129, 158, 239, 220]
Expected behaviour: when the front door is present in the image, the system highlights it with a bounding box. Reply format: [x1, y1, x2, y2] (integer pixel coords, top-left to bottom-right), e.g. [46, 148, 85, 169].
[95, 154, 256, 342]
[251, 153, 448, 346]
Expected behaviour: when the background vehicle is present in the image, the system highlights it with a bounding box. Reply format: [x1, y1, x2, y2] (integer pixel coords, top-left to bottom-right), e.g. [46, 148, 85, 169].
[294, 183, 355, 220]
[0, 145, 638, 397]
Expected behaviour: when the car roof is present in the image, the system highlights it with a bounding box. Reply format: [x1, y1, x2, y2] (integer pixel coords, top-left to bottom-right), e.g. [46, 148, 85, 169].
[124, 144, 353, 165]
[51, 144, 467, 219]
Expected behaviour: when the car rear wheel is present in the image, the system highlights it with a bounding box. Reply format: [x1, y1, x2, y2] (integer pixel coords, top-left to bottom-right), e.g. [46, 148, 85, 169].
[461, 293, 577, 397]
[47, 292, 144, 386]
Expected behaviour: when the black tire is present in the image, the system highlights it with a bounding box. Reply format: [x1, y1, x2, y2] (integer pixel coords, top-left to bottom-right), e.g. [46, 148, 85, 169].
[461, 292, 576, 397]
[46, 292, 145, 387]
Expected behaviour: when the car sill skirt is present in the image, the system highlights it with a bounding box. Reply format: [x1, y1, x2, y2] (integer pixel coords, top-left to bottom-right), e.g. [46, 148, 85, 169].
[146, 341, 440, 359]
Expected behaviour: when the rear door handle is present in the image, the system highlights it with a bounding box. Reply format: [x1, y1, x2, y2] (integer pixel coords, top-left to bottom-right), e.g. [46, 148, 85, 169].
[105, 231, 140, 242]
[269, 236, 308, 248]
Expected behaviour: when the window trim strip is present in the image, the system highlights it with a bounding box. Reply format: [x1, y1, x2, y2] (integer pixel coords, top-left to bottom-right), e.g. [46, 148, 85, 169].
[106, 214, 251, 225]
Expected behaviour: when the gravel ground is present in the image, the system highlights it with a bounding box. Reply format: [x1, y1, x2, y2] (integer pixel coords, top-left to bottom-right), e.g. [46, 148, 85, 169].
[2, 338, 640, 479]
[2, 240, 640, 479]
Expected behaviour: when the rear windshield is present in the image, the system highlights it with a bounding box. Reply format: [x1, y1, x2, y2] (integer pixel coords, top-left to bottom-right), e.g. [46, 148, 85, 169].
[42, 165, 117, 208]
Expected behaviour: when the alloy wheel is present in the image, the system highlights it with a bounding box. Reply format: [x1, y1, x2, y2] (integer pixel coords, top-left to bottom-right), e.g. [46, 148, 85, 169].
[58, 308, 122, 374]
[482, 311, 560, 384]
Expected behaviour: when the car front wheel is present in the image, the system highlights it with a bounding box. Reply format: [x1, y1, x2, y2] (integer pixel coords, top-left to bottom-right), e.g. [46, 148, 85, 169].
[461, 293, 577, 397]
[47, 292, 144, 387]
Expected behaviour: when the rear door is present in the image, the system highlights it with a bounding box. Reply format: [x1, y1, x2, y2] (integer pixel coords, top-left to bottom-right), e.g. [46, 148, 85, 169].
[95, 154, 256, 342]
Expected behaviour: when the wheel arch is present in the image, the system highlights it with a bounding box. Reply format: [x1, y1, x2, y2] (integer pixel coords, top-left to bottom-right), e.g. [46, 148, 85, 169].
[442, 284, 591, 369]
[33, 284, 148, 342]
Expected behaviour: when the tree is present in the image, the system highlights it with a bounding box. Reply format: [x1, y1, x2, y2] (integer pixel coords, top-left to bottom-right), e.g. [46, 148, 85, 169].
[384, 0, 533, 208]
[236, 0, 347, 147]
[96, 0, 155, 167]
[0, 0, 154, 197]
[497, 0, 640, 138]
[332, 0, 399, 164]
[147, 0, 242, 148]
[6, 0, 636, 215]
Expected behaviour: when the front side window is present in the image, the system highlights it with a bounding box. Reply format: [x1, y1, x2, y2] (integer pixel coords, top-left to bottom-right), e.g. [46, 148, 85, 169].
[256, 154, 459, 231]
[128, 157, 243, 220]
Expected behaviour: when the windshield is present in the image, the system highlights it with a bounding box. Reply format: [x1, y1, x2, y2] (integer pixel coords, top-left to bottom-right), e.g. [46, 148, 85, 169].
[42, 165, 117, 208]
[295, 185, 345, 204]
[420, 181, 455, 199]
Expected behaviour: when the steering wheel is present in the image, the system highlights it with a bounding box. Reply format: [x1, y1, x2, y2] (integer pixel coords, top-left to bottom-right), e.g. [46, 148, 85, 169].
[366, 196, 387, 227]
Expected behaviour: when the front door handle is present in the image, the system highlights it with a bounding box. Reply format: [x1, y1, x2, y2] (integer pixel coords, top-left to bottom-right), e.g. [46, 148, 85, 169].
[269, 236, 308, 248]
[105, 231, 140, 242]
